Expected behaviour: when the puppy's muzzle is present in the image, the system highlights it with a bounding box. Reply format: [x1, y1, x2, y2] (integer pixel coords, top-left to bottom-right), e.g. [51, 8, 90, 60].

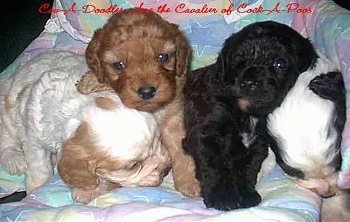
[240, 80, 261, 91]
[240, 67, 264, 91]
[137, 86, 157, 100]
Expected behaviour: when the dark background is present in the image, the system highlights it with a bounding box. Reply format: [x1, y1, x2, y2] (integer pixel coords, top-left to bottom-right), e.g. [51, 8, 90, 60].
[334, 0, 350, 10]
[0, 0, 53, 72]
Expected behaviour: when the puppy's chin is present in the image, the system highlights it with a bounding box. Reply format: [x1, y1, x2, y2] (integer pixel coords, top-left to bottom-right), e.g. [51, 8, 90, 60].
[238, 98, 276, 116]
[119, 95, 174, 112]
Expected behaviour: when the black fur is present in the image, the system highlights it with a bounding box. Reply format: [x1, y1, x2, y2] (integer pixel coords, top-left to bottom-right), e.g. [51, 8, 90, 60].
[183, 21, 318, 211]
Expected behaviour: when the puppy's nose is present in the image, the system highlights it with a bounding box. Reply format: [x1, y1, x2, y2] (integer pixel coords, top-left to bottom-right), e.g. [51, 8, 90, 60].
[240, 80, 260, 90]
[137, 86, 157, 100]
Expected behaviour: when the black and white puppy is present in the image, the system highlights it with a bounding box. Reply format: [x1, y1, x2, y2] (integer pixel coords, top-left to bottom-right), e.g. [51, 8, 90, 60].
[183, 21, 316, 211]
[266, 35, 346, 198]
[264, 21, 348, 222]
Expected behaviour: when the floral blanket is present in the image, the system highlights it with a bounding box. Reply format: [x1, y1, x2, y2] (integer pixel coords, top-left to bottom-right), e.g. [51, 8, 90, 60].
[1, 0, 349, 221]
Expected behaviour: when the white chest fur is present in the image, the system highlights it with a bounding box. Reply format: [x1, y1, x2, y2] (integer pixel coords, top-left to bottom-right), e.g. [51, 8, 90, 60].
[267, 55, 339, 178]
[85, 98, 159, 160]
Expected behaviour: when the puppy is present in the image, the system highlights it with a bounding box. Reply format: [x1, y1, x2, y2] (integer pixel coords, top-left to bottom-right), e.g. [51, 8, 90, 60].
[182, 21, 316, 211]
[267, 53, 346, 197]
[264, 23, 348, 219]
[77, 9, 201, 197]
[0, 51, 171, 202]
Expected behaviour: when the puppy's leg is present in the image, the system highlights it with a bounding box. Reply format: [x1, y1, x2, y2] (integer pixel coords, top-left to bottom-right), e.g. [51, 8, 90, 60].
[0, 111, 27, 174]
[184, 111, 262, 210]
[195, 127, 261, 211]
[157, 101, 201, 197]
[246, 136, 269, 184]
[308, 71, 345, 168]
[162, 119, 201, 197]
[22, 142, 53, 193]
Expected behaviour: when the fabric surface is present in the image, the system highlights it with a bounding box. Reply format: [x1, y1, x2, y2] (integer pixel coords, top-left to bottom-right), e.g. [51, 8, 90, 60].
[1, 0, 349, 221]
[0, 165, 320, 221]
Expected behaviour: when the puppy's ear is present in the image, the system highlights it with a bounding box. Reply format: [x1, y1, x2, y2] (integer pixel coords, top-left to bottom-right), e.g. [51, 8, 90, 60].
[174, 26, 191, 76]
[291, 35, 318, 73]
[86, 29, 107, 83]
[57, 123, 98, 189]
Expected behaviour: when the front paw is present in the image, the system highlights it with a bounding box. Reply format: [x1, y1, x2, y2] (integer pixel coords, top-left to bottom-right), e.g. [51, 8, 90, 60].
[202, 183, 261, 211]
[175, 177, 201, 197]
[1, 151, 27, 175]
[308, 72, 344, 101]
[72, 187, 102, 203]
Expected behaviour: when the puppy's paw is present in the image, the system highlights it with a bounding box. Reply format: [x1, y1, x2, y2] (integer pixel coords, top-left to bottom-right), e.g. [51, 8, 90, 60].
[309, 72, 344, 101]
[72, 187, 103, 203]
[175, 177, 201, 197]
[172, 156, 201, 197]
[203, 183, 261, 211]
[1, 152, 27, 175]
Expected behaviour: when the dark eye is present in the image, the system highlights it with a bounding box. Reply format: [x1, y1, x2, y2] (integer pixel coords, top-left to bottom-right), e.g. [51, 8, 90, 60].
[273, 58, 288, 71]
[113, 61, 126, 70]
[158, 53, 169, 62]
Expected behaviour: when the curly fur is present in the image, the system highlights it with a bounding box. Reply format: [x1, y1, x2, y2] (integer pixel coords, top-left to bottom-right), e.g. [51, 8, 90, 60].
[0, 51, 171, 203]
[77, 9, 200, 197]
[183, 21, 318, 211]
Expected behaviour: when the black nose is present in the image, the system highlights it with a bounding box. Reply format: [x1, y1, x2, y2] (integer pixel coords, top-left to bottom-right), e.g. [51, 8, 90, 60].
[240, 80, 260, 90]
[137, 86, 157, 100]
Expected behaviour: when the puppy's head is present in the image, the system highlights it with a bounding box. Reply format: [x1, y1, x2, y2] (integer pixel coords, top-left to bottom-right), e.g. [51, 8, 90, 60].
[86, 9, 191, 112]
[217, 21, 317, 116]
[58, 94, 171, 191]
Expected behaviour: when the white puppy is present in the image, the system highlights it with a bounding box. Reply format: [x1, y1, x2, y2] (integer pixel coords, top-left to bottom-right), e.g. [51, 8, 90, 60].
[0, 51, 171, 202]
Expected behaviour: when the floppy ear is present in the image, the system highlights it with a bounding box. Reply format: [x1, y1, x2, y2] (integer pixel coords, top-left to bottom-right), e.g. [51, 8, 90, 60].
[173, 26, 191, 77]
[86, 29, 107, 83]
[58, 136, 99, 190]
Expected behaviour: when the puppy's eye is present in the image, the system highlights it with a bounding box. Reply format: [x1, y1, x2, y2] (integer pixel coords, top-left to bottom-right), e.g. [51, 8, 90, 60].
[158, 53, 169, 62]
[273, 58, 288, 71]
[113, 61, 126, 70]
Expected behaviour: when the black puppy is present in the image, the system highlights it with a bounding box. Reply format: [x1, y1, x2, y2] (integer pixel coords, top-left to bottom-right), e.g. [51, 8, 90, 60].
[183, 21, 316, 211]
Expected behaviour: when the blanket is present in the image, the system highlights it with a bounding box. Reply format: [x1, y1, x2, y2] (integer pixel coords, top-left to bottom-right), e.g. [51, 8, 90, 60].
[1, 0, 349, 221]
[0, 165, 320, 221]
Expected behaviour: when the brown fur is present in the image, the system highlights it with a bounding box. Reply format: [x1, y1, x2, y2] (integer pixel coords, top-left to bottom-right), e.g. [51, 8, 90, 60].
[77, 9, 200, 197]
[76, 71, 114, 94]
[95, 97, 118, 110]
[58, 122, 121, 203]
